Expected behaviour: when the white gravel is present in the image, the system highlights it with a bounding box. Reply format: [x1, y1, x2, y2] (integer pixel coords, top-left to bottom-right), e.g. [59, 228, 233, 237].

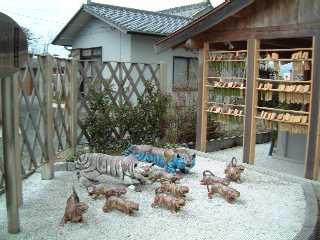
[0, 153, 306, 240]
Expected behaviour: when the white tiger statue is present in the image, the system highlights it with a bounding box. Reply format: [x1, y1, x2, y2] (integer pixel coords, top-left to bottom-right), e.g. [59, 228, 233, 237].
[76, 153, 154, 188]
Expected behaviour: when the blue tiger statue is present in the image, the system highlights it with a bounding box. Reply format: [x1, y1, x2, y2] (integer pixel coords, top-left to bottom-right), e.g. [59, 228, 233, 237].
[123, 145, 196, 174]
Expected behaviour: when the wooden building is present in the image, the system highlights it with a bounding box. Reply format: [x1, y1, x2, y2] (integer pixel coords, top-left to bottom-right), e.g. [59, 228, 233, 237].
[155, 0, 320, 180]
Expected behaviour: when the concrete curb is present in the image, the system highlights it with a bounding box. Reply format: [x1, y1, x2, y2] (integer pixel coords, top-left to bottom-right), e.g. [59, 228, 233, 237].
[182, 148, 320, 240]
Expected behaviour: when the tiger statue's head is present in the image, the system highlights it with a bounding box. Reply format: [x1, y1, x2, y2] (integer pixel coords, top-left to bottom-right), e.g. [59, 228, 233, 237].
[174, 149, 196, 173]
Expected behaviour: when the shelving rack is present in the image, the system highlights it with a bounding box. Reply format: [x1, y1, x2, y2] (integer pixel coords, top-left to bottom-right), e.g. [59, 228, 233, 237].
[255, 47, 313, 134]
[205, 48, 247, 125]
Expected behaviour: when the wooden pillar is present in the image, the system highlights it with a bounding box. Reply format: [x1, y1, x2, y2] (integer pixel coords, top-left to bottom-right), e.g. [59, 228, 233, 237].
[196, 42, 209, 152]
[69, 60, 78, 154]
[243, 39, 260, 164]
[41, 55, 55, 180]
[305, 33, 320, 180]
[2, 75, 20, 233]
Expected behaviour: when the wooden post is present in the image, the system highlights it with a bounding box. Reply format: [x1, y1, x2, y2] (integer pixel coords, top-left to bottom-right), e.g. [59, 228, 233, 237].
[196, 42, 209, 152]
[41, 55, 55, 180]
[305, 33, 320, 180]
[69, 60, 78, 154]
[1, 75, 20, 233]
[13, 72, 22, 206]
[159, 62, 168, 94]
[243, 39, 259, 164]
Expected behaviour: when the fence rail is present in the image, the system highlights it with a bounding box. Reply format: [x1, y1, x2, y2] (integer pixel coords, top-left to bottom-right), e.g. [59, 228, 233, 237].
[0, 56, 163, 193]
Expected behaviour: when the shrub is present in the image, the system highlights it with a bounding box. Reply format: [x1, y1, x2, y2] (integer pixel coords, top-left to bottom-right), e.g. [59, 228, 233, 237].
[84, 81, 170, 154]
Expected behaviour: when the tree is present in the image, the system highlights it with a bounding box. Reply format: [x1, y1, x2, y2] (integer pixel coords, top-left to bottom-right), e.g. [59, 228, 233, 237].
[21, 27, 40, 54]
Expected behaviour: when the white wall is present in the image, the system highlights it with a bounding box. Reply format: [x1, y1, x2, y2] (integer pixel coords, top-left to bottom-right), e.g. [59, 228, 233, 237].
[131, 34, 198, 93]
[71, 20, 199, 94]
[72, 19, 131, 62]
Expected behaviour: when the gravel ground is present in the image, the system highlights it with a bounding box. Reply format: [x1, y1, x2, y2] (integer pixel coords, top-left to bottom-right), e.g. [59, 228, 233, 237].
[209, 143, 305, 177]
[0, 154, 306, 240]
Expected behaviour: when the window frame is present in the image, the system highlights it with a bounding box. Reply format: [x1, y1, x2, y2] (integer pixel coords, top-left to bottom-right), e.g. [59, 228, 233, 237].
[80, 47, 102, 60]
[172, 56, 198, 92]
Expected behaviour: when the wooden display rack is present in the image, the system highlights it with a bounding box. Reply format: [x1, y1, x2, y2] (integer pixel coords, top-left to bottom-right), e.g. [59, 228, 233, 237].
[198, 38, 319, 181]
[255, 48, 313, 134]
[205, 49, 247, 125]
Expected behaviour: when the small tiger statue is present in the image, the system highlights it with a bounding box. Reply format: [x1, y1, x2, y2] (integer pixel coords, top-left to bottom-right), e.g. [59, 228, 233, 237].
[155, 180, 189, 198]
[60, 187, 89, 225]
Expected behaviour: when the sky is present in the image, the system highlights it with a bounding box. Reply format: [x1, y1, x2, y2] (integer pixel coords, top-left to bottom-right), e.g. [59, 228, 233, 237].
[0, 0, 224, 56]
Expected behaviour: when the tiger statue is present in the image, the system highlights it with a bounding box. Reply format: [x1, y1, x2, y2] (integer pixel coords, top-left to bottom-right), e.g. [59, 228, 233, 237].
[76, 153, 154, 188]
[123, 145, 196, 174]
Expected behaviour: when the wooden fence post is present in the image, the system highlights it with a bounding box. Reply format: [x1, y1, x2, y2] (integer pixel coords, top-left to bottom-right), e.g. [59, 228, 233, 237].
[196, 42, 209, 152]
[69, 59, 78, 154]
[243, 39, 259, 164]
[41, 55, 55, 180]
[1, 75, 20, 233]
[159, 62, 168, 94]
[13, 72, 22, 206]
[305, 33, 320, 180]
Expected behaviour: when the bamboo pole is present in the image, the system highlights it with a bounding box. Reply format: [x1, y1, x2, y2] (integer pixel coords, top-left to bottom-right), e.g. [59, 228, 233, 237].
[2, 75, 20, 233]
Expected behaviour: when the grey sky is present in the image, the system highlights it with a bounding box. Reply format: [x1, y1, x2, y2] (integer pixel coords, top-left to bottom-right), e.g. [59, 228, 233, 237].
[0, 0, 224, 56]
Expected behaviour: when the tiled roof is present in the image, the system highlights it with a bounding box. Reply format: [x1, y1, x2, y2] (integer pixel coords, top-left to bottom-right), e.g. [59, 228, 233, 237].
[84, 3, 192, 36]
[158, 1, 213, 19]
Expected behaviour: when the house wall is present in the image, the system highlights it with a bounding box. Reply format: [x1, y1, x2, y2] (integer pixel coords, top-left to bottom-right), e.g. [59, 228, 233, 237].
[72, 19, 131, 62]
[131, 34, 198, 94]
[71, 20, 199, 107]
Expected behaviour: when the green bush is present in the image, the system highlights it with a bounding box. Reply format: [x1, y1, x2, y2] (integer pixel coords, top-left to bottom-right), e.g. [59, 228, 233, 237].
[84, 81, 170, 154]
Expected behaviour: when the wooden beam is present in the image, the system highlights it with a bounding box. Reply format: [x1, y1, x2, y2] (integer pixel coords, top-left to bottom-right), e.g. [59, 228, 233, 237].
[196, 42, 209, 152]
[155, 0, 254, 53]
[196, 24, 320, 45]
[305, 33, 320, 180]
[243, 39, 260, 164]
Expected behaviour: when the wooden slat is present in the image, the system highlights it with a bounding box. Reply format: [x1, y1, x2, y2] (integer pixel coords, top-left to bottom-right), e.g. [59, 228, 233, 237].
[305, 33, 320, 180]
[243, 39, 259, 164]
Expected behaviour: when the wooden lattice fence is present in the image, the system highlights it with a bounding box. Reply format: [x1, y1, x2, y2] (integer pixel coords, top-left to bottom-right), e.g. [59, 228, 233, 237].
[77, 61, 161, 144]
[0, 57, 163, 192]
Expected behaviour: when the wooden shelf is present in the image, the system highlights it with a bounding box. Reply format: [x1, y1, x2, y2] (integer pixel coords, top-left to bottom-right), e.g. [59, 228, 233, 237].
[257, 106, 309, 115]
[257, 88, 311, 94]
[257, 78, 311, 84]
[258, 48, 313, 52]
[208, 76, 246, 80]
[256, 117, 308, 126]
[258, 58, 312, 62]
[206, 59, 247, 62]
[209, 50, 247, 53]
[206, 84, 246, 90]
[206, 110, 244, 117]
[208, 102, 245, 108]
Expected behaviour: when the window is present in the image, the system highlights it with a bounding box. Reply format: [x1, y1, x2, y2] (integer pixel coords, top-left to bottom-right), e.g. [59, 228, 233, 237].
[80, 47, 102, 60]
[173, 57, 198, 91]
